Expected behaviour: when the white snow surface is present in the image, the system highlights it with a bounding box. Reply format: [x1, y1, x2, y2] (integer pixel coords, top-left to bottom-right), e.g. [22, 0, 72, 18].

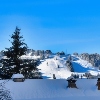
[1, 54, 100, 100]
[11, 74, 24, 78]
[72, 55, 100, 76]
[38, 55, 71, 79]
[1, 79, 100, 100]
[20, 55, 40, 60]
[73, 56, 93, 68]
[38, 55, 100, 79]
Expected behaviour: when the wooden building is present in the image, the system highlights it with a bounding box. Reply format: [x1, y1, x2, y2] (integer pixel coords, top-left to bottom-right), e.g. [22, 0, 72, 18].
[12, 74, 25, 82]
[67, 76, 77, 88]
[96, 78, 100, 90]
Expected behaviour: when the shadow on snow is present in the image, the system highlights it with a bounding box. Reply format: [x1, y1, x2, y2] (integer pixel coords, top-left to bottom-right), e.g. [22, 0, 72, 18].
[72, 62, 97, 73]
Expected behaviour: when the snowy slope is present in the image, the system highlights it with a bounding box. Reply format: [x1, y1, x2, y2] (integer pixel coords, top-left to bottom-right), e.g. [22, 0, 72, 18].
[38, 55, 71, 79]
[2, 79, 100, 100]
[38, 55, 100, 79]
[72, 55, 100, 75]
[72, 55, 93, 68]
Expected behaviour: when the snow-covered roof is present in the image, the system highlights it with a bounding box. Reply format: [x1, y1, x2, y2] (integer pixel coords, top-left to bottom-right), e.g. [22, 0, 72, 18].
[67, 76, 75, 80]
[2, 79, 100, 100]
[12, 74, 24, 78]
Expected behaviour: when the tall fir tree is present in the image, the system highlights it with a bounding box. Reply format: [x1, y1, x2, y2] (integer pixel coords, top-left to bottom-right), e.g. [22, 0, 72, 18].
[4, 27, 28, 73]
[0, 27, 42, 79]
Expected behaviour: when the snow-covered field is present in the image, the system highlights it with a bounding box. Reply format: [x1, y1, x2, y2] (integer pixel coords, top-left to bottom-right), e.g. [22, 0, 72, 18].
[1, 79, 100, 100]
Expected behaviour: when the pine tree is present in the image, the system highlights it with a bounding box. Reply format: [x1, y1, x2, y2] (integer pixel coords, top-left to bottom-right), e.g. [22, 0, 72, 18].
[0, 27, 42, 79]
[66, 56, 74, 72]
[4, 27, 28, 74]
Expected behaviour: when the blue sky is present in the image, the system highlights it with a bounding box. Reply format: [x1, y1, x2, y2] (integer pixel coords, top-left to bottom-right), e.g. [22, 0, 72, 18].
[0, 0, 100, 54]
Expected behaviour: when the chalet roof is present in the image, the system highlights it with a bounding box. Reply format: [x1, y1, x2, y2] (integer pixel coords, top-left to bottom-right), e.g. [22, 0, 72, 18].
[67, 76, 75, 80]
[12, 74, 24, 78]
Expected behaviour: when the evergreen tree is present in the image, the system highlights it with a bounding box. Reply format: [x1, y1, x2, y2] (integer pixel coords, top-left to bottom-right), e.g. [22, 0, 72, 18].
[66, 56, 74, 72]
[4, 27, 28, 74]
[0, 27, 42, 79]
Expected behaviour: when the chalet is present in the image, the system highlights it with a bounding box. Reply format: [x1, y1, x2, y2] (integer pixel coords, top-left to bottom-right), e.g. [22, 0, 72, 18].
[96, 77, 100, 90]
[67, 76, 78, 88]
[12, 74, 25, 82]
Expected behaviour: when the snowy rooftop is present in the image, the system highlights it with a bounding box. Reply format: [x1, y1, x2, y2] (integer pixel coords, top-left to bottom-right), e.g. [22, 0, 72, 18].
[67, 76, 75, 80]
[11, 74, 24, 78]
[1, 79, 100, 100]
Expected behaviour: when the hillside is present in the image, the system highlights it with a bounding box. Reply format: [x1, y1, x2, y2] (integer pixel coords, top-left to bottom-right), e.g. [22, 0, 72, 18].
[38, 55, 71, 79]
[38, 55, 100, 79]
[1, 53, 100, 79]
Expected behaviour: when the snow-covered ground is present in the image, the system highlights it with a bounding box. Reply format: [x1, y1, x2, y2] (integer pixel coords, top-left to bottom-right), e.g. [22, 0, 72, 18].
[1, 54, 100, 100]
[1, 79, 100, 100]
[38, 55, 72, 79]
[38, 55, 100, 79]
[20, 55, 40, 60]
[72, 55, 100, 76]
